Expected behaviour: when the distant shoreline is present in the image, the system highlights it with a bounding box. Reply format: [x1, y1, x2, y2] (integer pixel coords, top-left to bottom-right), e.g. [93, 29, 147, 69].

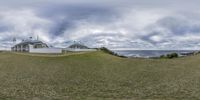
[112, 50, 199, 58]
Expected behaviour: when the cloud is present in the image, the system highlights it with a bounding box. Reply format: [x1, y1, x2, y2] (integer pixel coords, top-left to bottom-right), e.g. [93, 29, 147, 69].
[0, 0, 200, 50]
[0, 9, 52, 45]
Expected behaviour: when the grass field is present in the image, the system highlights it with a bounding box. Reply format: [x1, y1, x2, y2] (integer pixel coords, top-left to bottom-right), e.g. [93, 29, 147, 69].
[0, 51, 200, 99]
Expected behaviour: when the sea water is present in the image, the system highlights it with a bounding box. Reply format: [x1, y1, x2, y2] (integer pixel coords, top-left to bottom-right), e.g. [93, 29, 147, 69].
[113, 50, 198, 58]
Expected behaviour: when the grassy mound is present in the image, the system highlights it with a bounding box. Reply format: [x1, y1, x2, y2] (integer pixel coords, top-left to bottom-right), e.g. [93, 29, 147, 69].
[0, 51, 200, 99]
[99, 47, 127, 58]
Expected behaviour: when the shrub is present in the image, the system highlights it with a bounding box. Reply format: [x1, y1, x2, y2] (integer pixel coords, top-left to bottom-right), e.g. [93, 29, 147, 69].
[166, 53, 178, 59]
[160, 53, 178, 59]
[160, 55, 165, 58]
[99, 47, 116, 55]
[99, 47, 127, 58]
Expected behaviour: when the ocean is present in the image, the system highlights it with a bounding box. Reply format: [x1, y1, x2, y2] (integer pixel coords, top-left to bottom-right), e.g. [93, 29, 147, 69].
[113, 50, 199, 58]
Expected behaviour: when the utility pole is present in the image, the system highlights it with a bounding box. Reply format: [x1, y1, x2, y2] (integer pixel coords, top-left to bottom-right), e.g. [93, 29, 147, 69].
[12, 37, 16, 51]
[37, 35, 39, 40]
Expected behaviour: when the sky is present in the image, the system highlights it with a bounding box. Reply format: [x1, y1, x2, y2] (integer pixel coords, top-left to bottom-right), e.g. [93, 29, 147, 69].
[1, 0, 200, 50]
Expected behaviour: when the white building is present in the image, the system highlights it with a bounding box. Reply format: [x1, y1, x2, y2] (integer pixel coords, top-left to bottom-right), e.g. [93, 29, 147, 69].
[11, 39, 62, 53]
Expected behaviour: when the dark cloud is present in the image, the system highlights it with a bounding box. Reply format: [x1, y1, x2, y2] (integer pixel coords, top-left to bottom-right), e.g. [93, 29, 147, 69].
[157, 16, 200, 35]
[34, 3, 120, 37]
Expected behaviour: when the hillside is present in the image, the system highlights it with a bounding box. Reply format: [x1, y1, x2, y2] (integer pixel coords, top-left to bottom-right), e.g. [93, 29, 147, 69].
[0, 51, 200, 99]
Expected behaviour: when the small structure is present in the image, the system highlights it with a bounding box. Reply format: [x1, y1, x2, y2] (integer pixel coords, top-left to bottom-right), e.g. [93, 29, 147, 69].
[65, 43, 96, 52]
[11, 39, 62, 53]
[68, 43, 89, 49]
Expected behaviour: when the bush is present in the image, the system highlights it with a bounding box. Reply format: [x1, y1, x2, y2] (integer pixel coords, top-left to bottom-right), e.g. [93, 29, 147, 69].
[160, 53, 178, 59]
[160, 55, 165, 58]
[166, 53, 178, 59]
[99, 47, 116, 55]
[99, 47, 127, 58]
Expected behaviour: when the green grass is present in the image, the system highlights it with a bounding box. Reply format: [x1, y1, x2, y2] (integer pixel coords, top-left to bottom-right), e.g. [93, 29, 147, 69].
[0, 51, 200, 99]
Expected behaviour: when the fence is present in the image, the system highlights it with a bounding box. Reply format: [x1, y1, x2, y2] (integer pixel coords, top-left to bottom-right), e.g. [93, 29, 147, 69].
[64, 48, 97, 52]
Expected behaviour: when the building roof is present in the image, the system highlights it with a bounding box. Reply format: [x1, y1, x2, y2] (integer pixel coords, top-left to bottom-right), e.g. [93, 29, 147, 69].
[68, 43, 89, 49]
[14, 40, 46, 46]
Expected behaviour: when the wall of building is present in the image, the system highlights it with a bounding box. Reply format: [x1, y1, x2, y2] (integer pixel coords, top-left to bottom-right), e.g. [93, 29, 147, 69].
[29, 45, 62, 53]
[64, 48, 97, 52]
[29, 48, 62, 53]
